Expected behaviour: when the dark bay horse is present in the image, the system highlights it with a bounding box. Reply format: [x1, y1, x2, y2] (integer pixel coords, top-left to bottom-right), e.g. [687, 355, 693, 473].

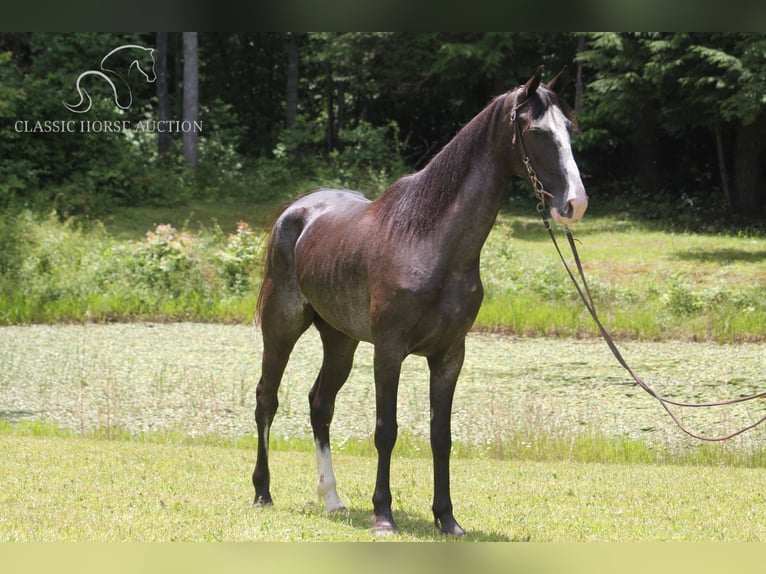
[252, 67, 588, 535]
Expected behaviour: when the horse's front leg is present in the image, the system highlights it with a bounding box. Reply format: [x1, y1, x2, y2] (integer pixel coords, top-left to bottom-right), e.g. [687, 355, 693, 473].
[428, 341, 466, 536]
[371, 343, 403, 534]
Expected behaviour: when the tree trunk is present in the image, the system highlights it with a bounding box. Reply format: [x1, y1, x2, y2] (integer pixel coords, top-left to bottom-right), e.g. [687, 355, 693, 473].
[285, 32, 299, 130]
[574, 34, 586, 114]
[156, 32, 171, 157]
[173, 33, 183, 96]
[713, 122, 732, 209]
[325, 60, 335, 152]
[731, 118, 764, 214]
[182, 32, 199, 168]
[337, 80, 346, 133]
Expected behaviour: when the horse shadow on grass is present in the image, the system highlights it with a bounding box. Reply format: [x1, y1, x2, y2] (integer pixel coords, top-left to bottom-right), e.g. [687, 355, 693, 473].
[299, 503, 516, 541]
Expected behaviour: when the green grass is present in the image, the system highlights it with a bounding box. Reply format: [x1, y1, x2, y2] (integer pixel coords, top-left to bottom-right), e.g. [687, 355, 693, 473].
[3, 323, 766, 464]
[3, 429, 766, 541]
[477, 212, 766, 341]
[2, 200, 765, 544]
[3, 418, 758, 469]
[2, 323, 766, 541]
[2, 203, 765, 340]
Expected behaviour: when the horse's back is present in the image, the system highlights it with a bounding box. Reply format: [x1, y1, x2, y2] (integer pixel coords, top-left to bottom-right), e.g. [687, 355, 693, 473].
[283, 188, 370, 222]
[268, 188, 369, 255]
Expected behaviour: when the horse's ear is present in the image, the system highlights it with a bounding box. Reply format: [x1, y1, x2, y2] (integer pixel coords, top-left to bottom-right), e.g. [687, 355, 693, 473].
[546, 66, 569, 94]
[522, 65, 544, 98]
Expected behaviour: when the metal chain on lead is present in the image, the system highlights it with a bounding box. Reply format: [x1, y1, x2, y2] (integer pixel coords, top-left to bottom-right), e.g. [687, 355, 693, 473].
[522, 156, 553, 215]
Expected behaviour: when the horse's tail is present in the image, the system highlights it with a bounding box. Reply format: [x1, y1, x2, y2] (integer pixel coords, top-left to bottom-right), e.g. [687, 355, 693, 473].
[254, 244, 271, 329]
[254, 200, 306, 328]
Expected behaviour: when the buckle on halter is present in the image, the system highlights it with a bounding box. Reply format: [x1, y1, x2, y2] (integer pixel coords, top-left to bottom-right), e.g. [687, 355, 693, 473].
[510, 107, 517, 122]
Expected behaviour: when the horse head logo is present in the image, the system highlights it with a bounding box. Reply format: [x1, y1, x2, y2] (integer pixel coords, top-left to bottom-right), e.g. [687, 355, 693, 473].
[63, 44, 156, 114]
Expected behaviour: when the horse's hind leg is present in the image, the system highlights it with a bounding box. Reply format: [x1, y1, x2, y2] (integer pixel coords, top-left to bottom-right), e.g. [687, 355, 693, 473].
[252, 277, 313, 506]
[309, 318, 359, 511]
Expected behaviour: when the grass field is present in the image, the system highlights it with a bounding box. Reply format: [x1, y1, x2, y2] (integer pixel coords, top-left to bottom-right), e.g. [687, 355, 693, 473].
[3, 200, 766, 542]
[477, 210, 766, 340]
[2, 323, 766, 541]
[3, 323, 766, 459]
[3, 200, 765, 340]
[102, 199, 766, 341]
[2, 431, 766, 541]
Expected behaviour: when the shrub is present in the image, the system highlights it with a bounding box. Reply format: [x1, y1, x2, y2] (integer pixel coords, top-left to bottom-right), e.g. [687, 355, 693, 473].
[215, 221, 265, 295]
[663, 279, 704, 317]
[120, 224, 209, 300]
[0, 215, 261, 323]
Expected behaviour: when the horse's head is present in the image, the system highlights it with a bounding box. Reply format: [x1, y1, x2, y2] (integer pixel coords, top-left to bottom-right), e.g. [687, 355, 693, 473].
[509, 66, 588, 225]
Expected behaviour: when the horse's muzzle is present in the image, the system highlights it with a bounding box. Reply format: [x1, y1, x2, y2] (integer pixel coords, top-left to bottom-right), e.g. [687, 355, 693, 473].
[552, 193, 588, 224]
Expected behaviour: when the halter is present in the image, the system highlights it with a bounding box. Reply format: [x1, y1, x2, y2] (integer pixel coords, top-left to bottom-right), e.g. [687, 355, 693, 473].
[511, 99, 555, 215]
[510, 97, 766, 442]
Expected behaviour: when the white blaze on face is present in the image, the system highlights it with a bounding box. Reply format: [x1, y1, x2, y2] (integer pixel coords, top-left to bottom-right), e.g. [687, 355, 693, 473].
[315, 440, 346, 512]
[536, 105, 588, 224]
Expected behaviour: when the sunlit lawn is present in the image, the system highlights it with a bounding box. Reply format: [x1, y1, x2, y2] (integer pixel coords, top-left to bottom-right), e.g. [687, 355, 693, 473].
[2, 432, 766, 541]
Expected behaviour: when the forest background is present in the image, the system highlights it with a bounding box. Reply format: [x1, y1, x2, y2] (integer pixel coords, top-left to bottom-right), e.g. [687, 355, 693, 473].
[2, 32, 765, 223]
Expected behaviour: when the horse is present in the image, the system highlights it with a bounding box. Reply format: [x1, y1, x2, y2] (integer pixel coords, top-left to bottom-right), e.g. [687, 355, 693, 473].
[251, 66, 588, 536]
[63, 44, 156, 114]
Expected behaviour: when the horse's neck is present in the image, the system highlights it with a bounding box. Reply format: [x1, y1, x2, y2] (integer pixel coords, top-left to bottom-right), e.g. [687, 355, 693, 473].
[447, 174, 507, 266]
[431, 137, 513, 268]
[376, 96, 514, 267]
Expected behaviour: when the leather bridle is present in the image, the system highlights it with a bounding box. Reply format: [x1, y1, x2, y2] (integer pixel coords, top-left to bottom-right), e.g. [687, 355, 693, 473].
[511, 100, 766, 442]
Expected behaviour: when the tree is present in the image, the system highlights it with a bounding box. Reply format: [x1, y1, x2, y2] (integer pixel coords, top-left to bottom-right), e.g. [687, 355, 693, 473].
[574, 34, 586, 113]
[577, 33, 665, 196]
[285, 32, 299, 130]
[0, 32, 158, 213]
[646, 33, 766, 214]
[578, 32, 766, 216]
[182, 32, 199, 167]
[695, 34, 766, 214]
[155, 32, 171, 157]
[5, 32, 765, 223]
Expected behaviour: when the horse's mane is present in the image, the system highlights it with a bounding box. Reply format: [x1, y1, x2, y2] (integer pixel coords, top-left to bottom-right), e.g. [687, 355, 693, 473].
[371, 84, 576, 238]
[371, 93, 510, 237]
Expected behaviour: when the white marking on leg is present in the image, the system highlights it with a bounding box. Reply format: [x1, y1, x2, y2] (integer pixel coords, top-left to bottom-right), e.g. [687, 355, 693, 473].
[315, 440, 346, 511]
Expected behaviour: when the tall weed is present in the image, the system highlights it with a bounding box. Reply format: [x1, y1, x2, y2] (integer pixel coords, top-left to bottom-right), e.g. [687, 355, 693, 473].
[0, 212, 263, 324]
[2, 209, 765, 341]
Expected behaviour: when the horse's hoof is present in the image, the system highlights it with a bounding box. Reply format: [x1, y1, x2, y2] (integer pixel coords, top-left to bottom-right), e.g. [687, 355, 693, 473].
[436, 517, 465, 537]
[442, 523, 465, 537]
[320, 491, 347, 513]
[253, 494, 273, 508]
[371, 517, 398, 535]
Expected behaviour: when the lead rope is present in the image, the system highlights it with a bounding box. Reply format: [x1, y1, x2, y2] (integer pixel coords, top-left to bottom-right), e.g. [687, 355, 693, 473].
[512, 105, 766, 442]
